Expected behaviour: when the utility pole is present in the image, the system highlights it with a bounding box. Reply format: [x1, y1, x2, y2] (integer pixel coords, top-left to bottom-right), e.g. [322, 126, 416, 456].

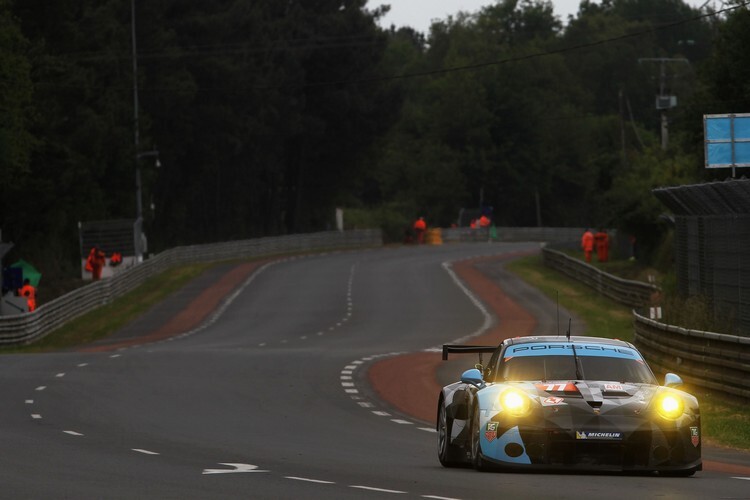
[638, 58, 690, 151]
[131, 0, 143, 262]
[131, 1, 159, 263]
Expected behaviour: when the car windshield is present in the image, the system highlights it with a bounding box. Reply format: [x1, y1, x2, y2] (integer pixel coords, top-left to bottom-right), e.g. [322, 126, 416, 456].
[500, 354, 657, 384]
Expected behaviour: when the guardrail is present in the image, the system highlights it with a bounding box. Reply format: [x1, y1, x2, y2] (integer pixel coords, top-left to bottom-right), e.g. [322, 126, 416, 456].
[541, 247, 659, 307]
[542, 244, 749, 400]
[634, 311, 750, 400]
[442, 226, 586, 243]
[0, 229, 382, 346]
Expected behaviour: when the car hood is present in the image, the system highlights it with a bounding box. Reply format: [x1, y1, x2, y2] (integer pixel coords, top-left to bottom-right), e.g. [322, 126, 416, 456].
[501, 380, 660, 418]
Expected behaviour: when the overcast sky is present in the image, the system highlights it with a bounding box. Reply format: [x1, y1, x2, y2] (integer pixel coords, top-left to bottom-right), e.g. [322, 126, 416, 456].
[375, 0, 711, 34]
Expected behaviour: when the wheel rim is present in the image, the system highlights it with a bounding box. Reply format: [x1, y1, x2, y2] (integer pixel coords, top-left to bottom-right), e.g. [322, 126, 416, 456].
[438, 404, 448, 457]
[471, 405, 480, 461]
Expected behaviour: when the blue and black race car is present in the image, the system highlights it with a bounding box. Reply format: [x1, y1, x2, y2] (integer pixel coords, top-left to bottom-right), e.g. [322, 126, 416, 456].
[437, 336, 701, 475]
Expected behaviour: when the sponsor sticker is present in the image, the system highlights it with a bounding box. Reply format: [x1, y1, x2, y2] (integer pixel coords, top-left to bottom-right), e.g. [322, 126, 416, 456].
[542, 397, 565, 406]
[509, 343, 638, 359]
[690, 426, 700, 447]
[575, 431, 623, 440]
[485, 422, 498, 442]
[604, 384, 625, 392]
[536, 383, 578, 393]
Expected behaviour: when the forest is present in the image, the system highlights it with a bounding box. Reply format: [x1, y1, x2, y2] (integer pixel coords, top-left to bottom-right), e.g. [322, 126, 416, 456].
[1, 0, 749, 286]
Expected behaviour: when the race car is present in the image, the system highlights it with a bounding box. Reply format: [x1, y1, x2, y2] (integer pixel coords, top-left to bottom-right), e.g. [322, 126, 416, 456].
[436, 335, 701, 475]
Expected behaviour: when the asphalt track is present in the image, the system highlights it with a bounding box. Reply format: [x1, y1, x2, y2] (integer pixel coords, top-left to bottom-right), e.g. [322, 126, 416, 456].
[1, 243, 748, 499]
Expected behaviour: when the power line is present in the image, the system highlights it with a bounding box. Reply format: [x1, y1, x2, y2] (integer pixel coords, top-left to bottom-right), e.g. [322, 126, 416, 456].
[301, 0, 749, 89]
[23, 1, 750, 94]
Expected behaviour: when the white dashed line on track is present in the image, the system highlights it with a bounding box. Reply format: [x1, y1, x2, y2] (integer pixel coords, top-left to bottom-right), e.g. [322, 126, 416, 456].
[25, 400, 33, 404]
[31, 414, 42, 419]
[391, 419, 412, 425]
[132, 449, 159, 455]
[55, 373, 65, 378]
[350, 485, 406, 494]
[35, 386, 46, 391]
[63, 430, 84, 436]
[285, 476, 336, 484]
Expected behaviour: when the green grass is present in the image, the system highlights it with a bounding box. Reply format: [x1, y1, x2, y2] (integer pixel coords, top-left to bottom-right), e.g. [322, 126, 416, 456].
[507, 253, 750, 451]
[0, 262, 216, 353]
[506, 254, 633, 342]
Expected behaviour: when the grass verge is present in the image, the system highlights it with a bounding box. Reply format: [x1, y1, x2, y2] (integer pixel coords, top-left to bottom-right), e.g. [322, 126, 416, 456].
[506, 253, 750, 452]
[506, 254, 634, 342]
[0, 262, 216, 353]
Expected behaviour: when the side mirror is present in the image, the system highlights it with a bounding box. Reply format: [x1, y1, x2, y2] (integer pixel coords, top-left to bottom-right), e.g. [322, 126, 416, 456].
[664, 373, 683, 388]
[461, 368, 485, 388]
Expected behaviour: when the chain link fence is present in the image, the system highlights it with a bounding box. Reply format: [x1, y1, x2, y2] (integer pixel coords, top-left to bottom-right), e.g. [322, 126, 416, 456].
[655, 179, 750, 336]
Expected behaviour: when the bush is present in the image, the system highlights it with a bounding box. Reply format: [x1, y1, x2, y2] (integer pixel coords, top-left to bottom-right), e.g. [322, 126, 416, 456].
[341, 204, 412, 243]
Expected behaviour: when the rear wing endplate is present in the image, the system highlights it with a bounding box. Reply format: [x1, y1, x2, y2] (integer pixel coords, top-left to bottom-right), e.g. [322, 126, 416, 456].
[442, 344, 497, 361]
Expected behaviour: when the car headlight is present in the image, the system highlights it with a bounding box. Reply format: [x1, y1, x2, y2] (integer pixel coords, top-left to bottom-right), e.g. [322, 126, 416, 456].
[655, 394, 684, 420]
[499, 389, 532, 417]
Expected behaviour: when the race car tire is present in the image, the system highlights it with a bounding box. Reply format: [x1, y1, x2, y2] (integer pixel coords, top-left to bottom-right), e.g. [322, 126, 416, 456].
[470, 401, 493, 472]
[659, 469, 697, 477]
[437, 399, 464, 467]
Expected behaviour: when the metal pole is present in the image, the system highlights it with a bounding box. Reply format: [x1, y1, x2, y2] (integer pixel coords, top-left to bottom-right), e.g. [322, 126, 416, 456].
[131, 0, 143, 262]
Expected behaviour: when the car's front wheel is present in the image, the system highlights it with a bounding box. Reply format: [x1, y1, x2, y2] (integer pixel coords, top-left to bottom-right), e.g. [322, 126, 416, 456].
[470, 401, 493, 472]
[437, 398, 464, 467]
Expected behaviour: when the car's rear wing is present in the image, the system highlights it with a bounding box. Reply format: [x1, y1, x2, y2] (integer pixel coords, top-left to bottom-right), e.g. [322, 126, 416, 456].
[442, 344, 497, 361]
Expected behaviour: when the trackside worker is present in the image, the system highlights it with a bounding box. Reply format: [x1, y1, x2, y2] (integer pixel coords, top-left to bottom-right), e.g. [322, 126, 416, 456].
[595, 229, 610, 263]
[479, 215, 490, 228]
[85, 247, 95, 274]
[110, 251, 122, 267]
[18, 278, 36, 312]
[581, 228, 594, 263]
[87, 246, 106, 280]
[413, 217, 427, 244]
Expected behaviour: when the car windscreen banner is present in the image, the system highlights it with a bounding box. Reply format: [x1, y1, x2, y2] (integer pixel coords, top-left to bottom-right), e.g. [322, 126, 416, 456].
[504, 343, 640, 360]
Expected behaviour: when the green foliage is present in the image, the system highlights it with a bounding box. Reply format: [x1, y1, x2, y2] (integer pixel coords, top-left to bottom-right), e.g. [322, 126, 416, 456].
[342, 204, 411, 243]
[0, 0, 33, 184]
[0, 0, 740, 286]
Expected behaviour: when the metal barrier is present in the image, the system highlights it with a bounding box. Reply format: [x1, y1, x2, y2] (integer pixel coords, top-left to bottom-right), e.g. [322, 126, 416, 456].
[542, 244, 750, 401]
[634, 311, 750, 400]
[442, 226, 587, 244]
[0, 229, 382, 346]
[541, 247, 659, 307]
